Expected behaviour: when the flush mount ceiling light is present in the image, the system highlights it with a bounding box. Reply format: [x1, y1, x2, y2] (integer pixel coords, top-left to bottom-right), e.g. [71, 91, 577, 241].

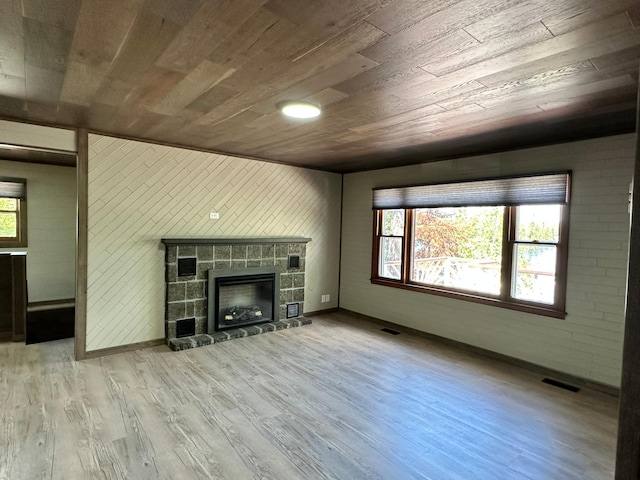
[278, 101, 321, 119]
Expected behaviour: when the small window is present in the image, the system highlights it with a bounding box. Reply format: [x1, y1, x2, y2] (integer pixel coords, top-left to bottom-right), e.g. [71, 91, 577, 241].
[379, 209, 405, 280]
[511, 205, 562, 305]
[372, 173, 570, 318]
[0, 178, 27, 248]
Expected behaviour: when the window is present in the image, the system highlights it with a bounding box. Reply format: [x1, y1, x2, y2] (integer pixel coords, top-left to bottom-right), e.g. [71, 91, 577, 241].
[0, 178, 27, 248]
[372, 173, 570, 318]
[378, 209, 405, 279]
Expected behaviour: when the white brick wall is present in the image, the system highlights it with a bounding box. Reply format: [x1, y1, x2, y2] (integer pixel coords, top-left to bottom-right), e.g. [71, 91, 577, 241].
[340, 134, 634, 386]
[87, 135, 342, 351]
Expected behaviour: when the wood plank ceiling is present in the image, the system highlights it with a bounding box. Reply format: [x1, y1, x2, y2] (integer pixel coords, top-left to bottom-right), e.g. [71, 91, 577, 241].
[0, 0, 639, 172]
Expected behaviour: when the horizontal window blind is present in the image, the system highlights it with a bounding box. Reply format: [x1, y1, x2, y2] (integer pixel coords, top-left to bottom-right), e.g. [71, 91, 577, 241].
[373, 172, 570, 209]
[0, 178, 26, 199]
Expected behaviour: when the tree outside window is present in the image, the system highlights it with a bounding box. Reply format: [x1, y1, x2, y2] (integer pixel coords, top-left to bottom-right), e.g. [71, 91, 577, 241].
[411, 206, 503, 296]
[0, 198, 19, 238]
[371, 173, 570, 318]
[0, 178, 27, 248]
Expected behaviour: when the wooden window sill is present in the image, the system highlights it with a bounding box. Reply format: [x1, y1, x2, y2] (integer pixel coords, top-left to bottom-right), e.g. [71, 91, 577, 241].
[371, 277, 566, 320]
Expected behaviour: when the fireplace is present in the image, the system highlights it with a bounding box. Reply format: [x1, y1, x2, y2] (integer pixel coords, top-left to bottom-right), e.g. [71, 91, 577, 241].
[208, 267, 280, 332]
[161, 237, 312, 351]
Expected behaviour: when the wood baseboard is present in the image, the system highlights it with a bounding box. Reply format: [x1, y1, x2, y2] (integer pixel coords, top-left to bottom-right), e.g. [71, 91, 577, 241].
[303, 307, 340, 317]
[0, 331, 25, 342]
[28, 298, 75, 312]
[84, 338, 166, 359]
[339, 308, 620, 398]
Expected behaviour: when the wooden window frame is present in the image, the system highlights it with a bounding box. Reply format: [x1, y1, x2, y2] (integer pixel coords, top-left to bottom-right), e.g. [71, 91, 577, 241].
[372, 204, 570, 319]
[0, 196, 27, 248]
[375, 209, 407, 281]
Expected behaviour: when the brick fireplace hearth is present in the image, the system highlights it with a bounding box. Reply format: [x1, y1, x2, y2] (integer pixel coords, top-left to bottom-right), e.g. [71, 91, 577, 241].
[161, 237, 311, 351]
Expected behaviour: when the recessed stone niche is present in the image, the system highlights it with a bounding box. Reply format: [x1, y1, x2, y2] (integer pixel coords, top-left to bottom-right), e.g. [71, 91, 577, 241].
[161, 237, 311, 351]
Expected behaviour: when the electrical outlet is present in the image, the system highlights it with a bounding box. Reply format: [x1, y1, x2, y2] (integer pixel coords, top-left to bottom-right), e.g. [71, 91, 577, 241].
[321, 294, 330, 303]
[209, 212, 220, 220]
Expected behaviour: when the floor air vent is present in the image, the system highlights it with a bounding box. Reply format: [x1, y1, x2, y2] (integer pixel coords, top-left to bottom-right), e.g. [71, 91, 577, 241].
[381, 328, 401, 335]
[542, 378, 580, 393]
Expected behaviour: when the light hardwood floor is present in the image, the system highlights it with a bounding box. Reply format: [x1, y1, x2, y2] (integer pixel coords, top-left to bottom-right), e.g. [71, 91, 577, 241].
[0, 311, 618, 479]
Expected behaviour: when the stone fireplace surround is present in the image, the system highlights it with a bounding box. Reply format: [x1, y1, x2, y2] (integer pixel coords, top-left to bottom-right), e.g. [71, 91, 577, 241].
[161, 237, 312, 351]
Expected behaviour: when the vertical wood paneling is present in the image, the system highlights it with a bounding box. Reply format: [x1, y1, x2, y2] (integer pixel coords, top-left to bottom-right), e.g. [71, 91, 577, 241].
[86, 134, 341, 351]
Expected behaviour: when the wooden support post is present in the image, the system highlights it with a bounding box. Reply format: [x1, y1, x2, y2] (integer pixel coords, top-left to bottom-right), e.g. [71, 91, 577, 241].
[615, 88, 640, 478]
[75, 129, 88, 361]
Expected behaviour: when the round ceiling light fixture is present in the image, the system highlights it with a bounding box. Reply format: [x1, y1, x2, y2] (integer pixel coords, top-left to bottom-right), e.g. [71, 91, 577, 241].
[278, 101, 321, 119]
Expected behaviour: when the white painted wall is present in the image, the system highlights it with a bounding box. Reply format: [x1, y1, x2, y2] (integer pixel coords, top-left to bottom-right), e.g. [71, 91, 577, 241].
[0, 120, 76, 152]
[340, 134, 634, 387]
[86, 134, 342, 351]
[0, 160, 77, 302]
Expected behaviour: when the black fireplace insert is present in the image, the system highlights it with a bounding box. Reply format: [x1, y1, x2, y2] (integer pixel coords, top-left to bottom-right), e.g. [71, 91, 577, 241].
[208, 267, 280, 332]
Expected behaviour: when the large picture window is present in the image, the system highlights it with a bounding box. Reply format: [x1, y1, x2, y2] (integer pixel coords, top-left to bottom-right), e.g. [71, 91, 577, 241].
[0, 178, 27, 248]
[372, 173, 570, 318]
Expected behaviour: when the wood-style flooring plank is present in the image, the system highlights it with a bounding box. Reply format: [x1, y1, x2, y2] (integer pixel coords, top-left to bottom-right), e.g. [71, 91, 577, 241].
[437, 61, 597, 111]
[263, 0, 394, 62]
[22, 0, 81, 31]
[107, 10, 182, 87]
[23, 17, 73, 74]
[151, 61, 236, 116]
[360, 0, 524, 64]
[60, 0, 145, 106]
[205, 7, 296, 70]
[419, 22, 554, 77]
[365, 0, 461, 35]
[541, 0, 639, 36]
[196, 22, 387, 127]
[394, 13, 635, 101]
[250, 54, 380, 115]
[0, 312, 618, 479]
[0, 0, 26, 78]
[141, 0, 203, 27]
[155, 0, 268, 74]
[477, 23, 640, 87]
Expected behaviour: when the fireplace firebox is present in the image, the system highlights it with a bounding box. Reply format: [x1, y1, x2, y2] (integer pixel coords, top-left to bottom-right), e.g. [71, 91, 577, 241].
[208, 266, 280, 332]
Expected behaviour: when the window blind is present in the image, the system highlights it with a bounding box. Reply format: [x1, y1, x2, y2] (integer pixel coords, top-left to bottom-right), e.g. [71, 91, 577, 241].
[0, 178, 26, 199]
[373, 172, 570, 209]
